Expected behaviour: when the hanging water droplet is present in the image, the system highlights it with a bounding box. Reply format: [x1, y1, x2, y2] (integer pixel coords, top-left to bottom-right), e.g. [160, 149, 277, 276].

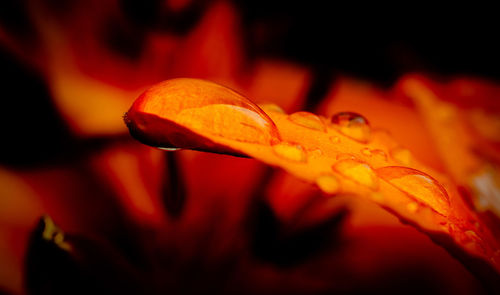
[125, 78, 281, 151]
[315, 174, 340, 194]
[258, 103, 286, 114]
[288, 111, 327, 132]
[390, 147, 413, 165]
[376, 166, 450, 216]
[272, 142, 307, 162]
[330, 112, 371, 142]
[332, 159, 379, 190]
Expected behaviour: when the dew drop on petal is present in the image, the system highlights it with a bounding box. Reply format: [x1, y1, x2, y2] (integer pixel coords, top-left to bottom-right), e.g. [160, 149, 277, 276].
[288, 111, 327, 132]
[333, 159, 379, 190]
[330, 112, 371, 142]
[126, 78, 281, 150]
[315, 174, 340, 194]
[272, 142, 307, 162]
[376, 166, 451, 216]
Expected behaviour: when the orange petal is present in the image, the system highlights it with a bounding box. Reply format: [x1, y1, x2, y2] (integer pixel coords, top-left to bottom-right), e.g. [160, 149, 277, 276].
[125, 78, 500, 283]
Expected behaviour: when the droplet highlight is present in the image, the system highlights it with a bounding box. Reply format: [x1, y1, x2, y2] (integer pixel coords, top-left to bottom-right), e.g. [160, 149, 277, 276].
[272, 142, 307, 162]
[376, 166, 450, 216]
[315, 174, 340, 194]
[288, 111, 327, 132]
[330, 112, 371, 142]
[333, 159, 379, 190]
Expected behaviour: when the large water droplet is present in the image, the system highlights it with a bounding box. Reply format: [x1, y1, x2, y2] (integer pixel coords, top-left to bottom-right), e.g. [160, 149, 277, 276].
[126, 78, 281, 151]
[288, 112, 327, 132]
[272, 142, 307, 162]
[315, 174, 340, 194]
[330, 112, 371, 142]
[376, 166, 450, 216]
[332, 159, 379, 190]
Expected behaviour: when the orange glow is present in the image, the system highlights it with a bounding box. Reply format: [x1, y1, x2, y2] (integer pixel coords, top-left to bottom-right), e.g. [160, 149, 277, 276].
[1, 1, 499, 294]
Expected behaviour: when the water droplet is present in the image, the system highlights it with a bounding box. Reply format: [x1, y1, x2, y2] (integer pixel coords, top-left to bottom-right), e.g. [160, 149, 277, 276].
[126, 78, 281, 150]
[288, 111, 327, 132]
[272, 142, 307, 162]
[332, 159, 379, 190]
[390, 147, 412, 165]
[315, 174, 340, 194]
[330, 112, 371, 142]
[361, 148, 372, 157]
[376, 166, 450, 216]
[330, 136, 341, 143]
[258, 103, 286, 114]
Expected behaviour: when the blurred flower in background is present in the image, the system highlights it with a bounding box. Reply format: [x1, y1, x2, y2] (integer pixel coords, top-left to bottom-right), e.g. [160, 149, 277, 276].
[0, 1, 499, 294]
